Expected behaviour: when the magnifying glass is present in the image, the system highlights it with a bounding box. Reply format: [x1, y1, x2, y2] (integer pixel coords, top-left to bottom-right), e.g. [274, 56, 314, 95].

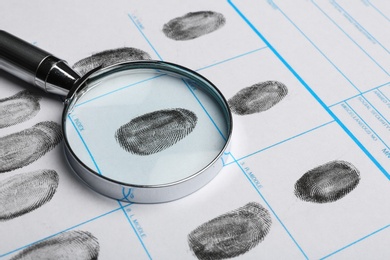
[0, 31, 232, 203]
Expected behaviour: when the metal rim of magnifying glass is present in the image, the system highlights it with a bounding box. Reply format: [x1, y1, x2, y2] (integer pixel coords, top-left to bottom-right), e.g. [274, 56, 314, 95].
[62, 60, 233, 204]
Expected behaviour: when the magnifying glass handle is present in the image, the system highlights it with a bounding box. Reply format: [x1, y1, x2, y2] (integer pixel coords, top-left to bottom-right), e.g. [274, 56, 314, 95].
[0, 30, 80, 96]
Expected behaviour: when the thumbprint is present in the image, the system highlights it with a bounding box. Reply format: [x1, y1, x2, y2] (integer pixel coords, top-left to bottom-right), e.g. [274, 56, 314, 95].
[10, 230, 99, 260]
[228, 81, 288, 115]
[294, 160, 360, 203]
[0, 169, 59, 221]
[115, 108, 197, 156]
[163, 11, 226, 41]
[0, 121, 63, 173]
[73, 47, 152, 76]
[0, 90, 41, 128]
[188, 202, 272, 260]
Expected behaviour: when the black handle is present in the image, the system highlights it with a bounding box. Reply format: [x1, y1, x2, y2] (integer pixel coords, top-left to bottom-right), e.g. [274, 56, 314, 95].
[0, 30, 80, 95]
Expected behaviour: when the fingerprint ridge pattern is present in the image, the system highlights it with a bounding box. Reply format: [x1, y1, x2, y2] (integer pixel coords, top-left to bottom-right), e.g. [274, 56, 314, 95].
[163, 11, 226, 41]
[294, 160, 361, 203]
[115, 108, 197, 155]
[0, 169, 59, 221]
[188, 202, 272, 260]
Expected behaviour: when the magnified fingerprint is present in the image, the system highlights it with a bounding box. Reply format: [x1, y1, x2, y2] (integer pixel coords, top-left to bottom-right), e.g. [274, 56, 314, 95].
[0, 121, 63, 173]
[0, 169, 58, 221]
[0, 90, 41, 128]
[163, 11, 226, 41]
[115, 108, 197, 156]
[294, 160, 360, 203]
[228, 81, 288, 115]
[73, 47, 152, 76]
[188, 202, 272, 260]
[10, 230, 99, 260]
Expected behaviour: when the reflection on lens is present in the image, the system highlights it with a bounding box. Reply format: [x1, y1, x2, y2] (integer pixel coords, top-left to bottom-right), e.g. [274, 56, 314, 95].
[64, 63, 230, 187]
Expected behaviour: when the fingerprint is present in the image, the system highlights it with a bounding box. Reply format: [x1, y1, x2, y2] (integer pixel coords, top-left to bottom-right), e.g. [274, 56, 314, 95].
[115, 108, 197, 156]
[163, 11, 226, 41]
[0, 121, 63, 173]
[0, 90, 41, 128]
[0, 169, 59, 221]
[188, 202, 272, 260]
[228, 81, 288, 115]
[73, 47, 152, 76]
[294, 160, 360, 203]
[10, 230, 99, 260]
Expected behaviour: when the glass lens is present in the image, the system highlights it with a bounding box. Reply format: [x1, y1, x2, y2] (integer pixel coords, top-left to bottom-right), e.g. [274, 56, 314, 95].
[64, 62, 230, 186]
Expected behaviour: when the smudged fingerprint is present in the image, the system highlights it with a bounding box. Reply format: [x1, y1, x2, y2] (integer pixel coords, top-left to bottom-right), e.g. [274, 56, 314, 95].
[163, 11, 226, 41]
[73, 47, 152, 75]
[0, 169, 58, 221]
[116, 108, 197, 156]
[228, 81, 288, 115]
[0, 90, 41, 128]
[0, 121, 63, 173]
[10, 230, 99, 260]
[188, 202, 272, 260]
[294, 160, 360, 203]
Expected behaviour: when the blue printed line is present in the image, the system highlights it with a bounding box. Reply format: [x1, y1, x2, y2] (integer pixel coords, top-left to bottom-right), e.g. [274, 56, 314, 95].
[221, 151, 230, 166]
[313, 0, 389, 75]
[127, 9, 249, 145]
[68, 115, 101, 174]
[182, 79, 227, 141]
[376, 81, 390, 90]
[230, 152, 309, 259]
[224, 161, 235, 167]
[222, 152, 241, 167]
[329, 84, 389, 108]
[196, 47, 268, 71]
[236, 120, 335, 162]
[320, 223, 390, 259]
[367, 0, 390, 23]
[75, 75, 163, 107]
[74, 46, 270, 108]
[344, 101, 390, 151]
[222, 152, 239, 167]
[361, 95, 390, 126]
[0, 207, 124, 258]
[228, 0, 389, 184]
[275, 2, 361, 93]
[377, 88, 390, 102]
[329, 93, 368, 108]
[117, 201, 152, 260]
[127, 13, 163, 61]
[334, 0, 390, 55]
[121, 188, 134, 202]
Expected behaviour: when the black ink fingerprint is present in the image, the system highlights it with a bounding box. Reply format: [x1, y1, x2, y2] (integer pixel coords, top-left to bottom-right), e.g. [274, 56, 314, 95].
[0, 121, 63, 173]
[115, 108, 197, 156]
[163, 11, 226, 41]
[0, 169, 58, 221]
[10, 230, 99, 260]
[0, 90, 41, 128]
[188, 202, 272, 260]
[294, 160, 360, 203]
[228, 81, 288, 115]
[73, 47, 152, 75]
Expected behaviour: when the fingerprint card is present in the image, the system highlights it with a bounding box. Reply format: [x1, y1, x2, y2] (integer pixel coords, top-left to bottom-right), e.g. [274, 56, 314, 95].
[4, 208, 147, 259]
[122, 165, 304, 259]
[0, 0, 390, 259]
[240, 121, 390, 258]
[199, 47, 333, 159]
[126, 0, 265, 69]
